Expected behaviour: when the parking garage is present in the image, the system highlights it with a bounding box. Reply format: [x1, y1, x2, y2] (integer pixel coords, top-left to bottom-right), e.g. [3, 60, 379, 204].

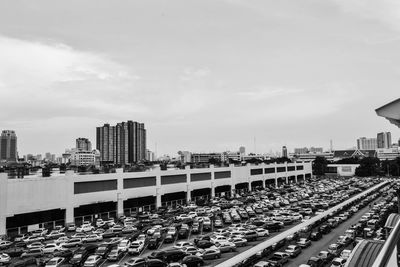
[123, 196, 156, 215]
[74, 201, 117, 225]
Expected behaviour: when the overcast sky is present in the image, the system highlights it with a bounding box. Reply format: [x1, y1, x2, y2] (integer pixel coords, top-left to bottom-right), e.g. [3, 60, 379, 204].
[1, 0, 400, 157]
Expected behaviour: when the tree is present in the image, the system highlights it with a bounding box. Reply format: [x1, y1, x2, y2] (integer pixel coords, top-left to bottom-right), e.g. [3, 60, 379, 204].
[355, 157, 381, 177]
[312, 156, 329, 176]
[208, 157, 221, 166]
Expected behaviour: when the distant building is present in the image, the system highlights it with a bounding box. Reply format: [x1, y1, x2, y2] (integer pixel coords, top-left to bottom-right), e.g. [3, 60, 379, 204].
[326, 164, 360, 177]
[145, 149, 156, 161]
[333, 149, 376, 161]
[96, 121, 146, 165]
[309, 147, 323, 153]
[294, 147, 309, 154]
[375, 148, 400, 160]
[76, 138, 92, 151]
[0, 130, 17, 162]
[239, 146, 246, 155]
[377, 132, 391, 149]
[191, 153, 222, 164]
[291, 152, 334, 161]
[357, 137, 377, 150]
[221, 151, 241, 162]
[178, 151, 192, 163]
[70, 150, 99, 167]
[282, 146, 288, 158]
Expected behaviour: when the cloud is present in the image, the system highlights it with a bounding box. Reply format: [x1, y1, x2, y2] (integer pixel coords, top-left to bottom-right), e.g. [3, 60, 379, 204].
[331, 0, 400, 31]
[0, 35, 146, 122]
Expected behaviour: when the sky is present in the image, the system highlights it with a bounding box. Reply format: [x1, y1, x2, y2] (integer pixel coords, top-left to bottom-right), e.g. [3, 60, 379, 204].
[0, 0, 400, 157]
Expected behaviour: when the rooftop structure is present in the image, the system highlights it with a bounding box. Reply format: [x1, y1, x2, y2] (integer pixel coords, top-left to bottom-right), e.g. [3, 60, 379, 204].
[376, 98, 400, 128]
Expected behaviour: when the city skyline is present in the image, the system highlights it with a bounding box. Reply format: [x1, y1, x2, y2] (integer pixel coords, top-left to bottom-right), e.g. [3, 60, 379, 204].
[1, 0, 400, 156]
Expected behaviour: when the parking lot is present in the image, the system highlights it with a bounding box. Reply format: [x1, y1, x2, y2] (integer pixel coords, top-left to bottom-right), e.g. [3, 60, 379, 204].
[0, 177, 395, 267]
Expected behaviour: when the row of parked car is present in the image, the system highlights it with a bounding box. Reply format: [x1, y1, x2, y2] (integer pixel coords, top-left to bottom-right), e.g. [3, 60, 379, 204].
[0, 177, 385, 267]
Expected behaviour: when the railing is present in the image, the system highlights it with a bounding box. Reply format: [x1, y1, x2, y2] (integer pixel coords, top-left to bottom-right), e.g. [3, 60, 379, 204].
[372, 215, 400, 267]
[215, 181, 389, 267]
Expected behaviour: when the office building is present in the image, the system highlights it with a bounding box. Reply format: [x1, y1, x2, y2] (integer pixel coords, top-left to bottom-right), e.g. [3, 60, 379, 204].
[178, 151, 192, 163]
[294, 147, 309, 154]
[377, 132, 391, 149]
[357, 137, 377, 150]
[0, 130, 17, 162]
[71, 150, 98, 166]
[282, 146, 288, 158]
[96, 121, 146, 165]
[76, 138, 92, 151]
[309, 147, 323, 153]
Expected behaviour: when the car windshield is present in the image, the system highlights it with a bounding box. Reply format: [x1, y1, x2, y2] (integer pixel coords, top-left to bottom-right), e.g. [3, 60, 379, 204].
[131, 243, 140, 248]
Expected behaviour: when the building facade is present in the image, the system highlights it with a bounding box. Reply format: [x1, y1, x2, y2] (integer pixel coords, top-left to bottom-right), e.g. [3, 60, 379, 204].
[96, 121, 146, 165]
[357, 137, 377, 150]
[76, 138, 92, 151]
[377, 132, 392, 149]
[0, 130, 17, 162]
[282, 146, 288, 158]
[0, 161, 312, 236]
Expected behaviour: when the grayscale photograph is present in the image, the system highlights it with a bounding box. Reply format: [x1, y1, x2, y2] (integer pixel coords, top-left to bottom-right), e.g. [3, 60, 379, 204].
[1, 1, 400, 267]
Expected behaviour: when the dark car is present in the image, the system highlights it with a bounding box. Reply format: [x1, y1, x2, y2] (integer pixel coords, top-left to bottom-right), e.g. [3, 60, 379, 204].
[264, 221, 283, 232]
[307, 256, 324, 267]
[70, 244, 98, 266]
[9, 257, 36, 267]
[310, 232, 322, 241]
[102, 230, 118, 239]
[194, 235, 211, 245]
[53, 249, 74, 261]
[4, 247, 24, 257]
[95, 244, 113, 258]
[320, 225, 331, 234]
[20, 248, 43, 258]
[178, 228, 189, 239]
[148, 249, 187, 263]
[146, 259, 166, 267]
[164, 234, 174, 244]
[196, 240, 214, 249]
[182, 255, 204, 267]
[147, 238, 161, 250]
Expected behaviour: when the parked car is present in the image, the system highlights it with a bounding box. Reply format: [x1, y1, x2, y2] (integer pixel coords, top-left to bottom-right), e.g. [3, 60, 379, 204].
[297, 238, 312, 248]
[95, 245, 113, 259]
[285, 245, 302, 258]
[196, 248, 221, 260]
[267, 252, 289, 266]
[307, 256, 324, 267]
[182, 255, 204, 267]
[83, 255, 102, 267]
[124, 257, 147, 267]
[45, 257, 66, 267]
[107, 249, 125, 262]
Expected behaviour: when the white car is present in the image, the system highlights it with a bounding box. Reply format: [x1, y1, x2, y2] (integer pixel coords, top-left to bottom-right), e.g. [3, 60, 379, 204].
[45, 257, 65, 267]
[211, 235, 228, 243]
[167, 227, 177, 236]
[23, 236, 45, 243]
[255, 228, 269, 237]
[67, 224, 76, 232]
[128, 241, 145, 255]
[84, 234, 103, 243]
[96, 219, 106, 228]
[55, 236, 69, 245]
[340, 249, 352, 260]
[27, 242, 45, 250]
[331, 257, 347, 267]
[43, 243, 61, 254]
[76, 224, 94, 233]
[173, 241, 193, 250]
[83, 255, 102, 267]
[0, 254, 11, 265]
[118, 239, 131, 252]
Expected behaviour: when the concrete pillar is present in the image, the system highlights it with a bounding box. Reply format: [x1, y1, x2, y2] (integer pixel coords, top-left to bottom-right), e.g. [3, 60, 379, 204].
[248, 181, 251, 192]
[210, 165, 215, 198]
[117, 175, 124, 217]
[295, 176, 298, 183]
[65, 171, 75, 225]
[275, 178, 278, 188]
[155, 166, 162, 208]
[0, 173, 7, 236]
[185, 166, 191, 203]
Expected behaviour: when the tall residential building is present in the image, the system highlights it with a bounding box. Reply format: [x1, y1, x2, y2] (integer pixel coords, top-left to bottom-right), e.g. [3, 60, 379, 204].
[96, 121, 146, 165]
[76, 138, 92, 151]
[377, 132, 391, 149]
[239, 146, 246, 155]
[357, 137, 377, 150]
[0, 130, 17, 162]
[282, 146, 288, 158]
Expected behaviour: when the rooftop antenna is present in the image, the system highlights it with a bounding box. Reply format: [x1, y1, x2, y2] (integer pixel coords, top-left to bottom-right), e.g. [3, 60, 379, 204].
[254, 136, 256, 154]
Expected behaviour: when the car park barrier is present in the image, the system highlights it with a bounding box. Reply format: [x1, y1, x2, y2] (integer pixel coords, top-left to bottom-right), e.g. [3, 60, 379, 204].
[215, 180, 390, 267]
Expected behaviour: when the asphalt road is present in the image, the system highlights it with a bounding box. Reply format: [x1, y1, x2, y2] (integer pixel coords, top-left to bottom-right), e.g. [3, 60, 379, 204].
[283, 198, 378, 267]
